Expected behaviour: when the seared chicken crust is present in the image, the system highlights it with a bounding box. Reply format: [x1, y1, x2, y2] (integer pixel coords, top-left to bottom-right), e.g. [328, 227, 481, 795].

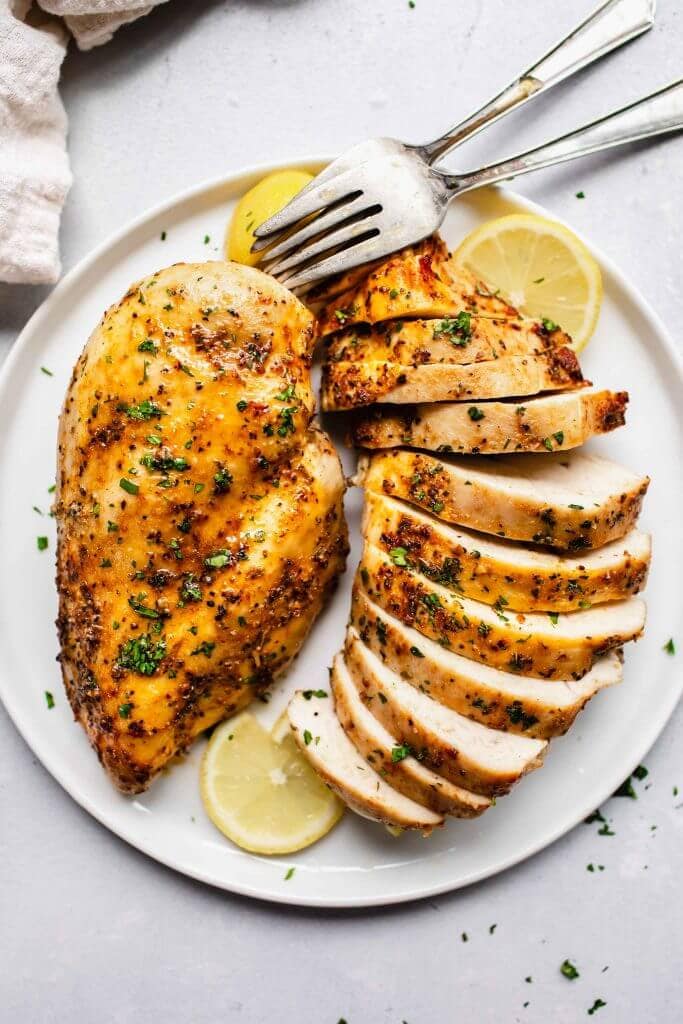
[56, 261, 347, 793]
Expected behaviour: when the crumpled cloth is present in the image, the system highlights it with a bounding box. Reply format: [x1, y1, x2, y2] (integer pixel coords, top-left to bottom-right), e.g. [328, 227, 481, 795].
[0, 0, 169, 285]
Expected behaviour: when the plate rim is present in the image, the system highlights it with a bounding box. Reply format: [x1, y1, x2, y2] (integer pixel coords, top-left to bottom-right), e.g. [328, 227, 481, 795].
[1, 154, 681, 908]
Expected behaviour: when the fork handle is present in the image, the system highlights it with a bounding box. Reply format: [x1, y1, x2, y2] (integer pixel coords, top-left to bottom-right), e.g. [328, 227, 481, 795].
[445, 79, 683, 194]
[421, 0, 656, 165]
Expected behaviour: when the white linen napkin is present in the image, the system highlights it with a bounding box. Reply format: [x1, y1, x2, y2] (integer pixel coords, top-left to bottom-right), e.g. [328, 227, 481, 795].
[0, 0, 169, 286]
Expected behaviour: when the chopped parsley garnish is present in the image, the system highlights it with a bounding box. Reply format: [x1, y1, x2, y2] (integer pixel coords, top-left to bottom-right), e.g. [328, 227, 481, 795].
[391, 744, 411, 763]
[137, 339, 158, 354]
[633, 764, 648, 780]
[160, 231, 167, 241]
[302, 689, 328, 700]
[118, 702, 133, 719]
[140, 452, 189, 473]
[119, 478, 139, 495]
[213, 466, 233, 494]
[576, 191, 586, 199]
[116, 633, 166, 675]
[277, 405, 297, 436]
[275, 384, 296, 402]
[548, 612, 559, 625]
[303, 729, 313, 746]
[203, 234, 210, 244]
[37, 536, 48, 551]
[180, 575, 202, 603]
[561, 959, 579, 980]
[409, 645, 424, 658]
[236, 399, 248, 412]
[433, 311, 472, 346]
[389, 546, 410, 567]
[284, 867, 295, 881]
[128, 592, 160, 620]
[120, 399, 163, 421]
[205, 549, 233, 569]
[587, 999, 606, 1015]
[664, 637, 675, 655]
[389, 288, 399, 299]
[191, 641, 216, 658]
[467, 406, 485, 422]
[40, 366, 54, 377]
[541, 317, 559, 333]
[44, 690, 55, 709]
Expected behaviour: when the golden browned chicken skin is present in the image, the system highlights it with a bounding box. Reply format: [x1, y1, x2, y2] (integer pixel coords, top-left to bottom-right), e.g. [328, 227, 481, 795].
[56, 261, 348, 793]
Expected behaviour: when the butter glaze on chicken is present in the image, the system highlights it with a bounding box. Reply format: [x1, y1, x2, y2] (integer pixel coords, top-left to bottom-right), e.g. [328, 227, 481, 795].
[56, 262, 347, 793]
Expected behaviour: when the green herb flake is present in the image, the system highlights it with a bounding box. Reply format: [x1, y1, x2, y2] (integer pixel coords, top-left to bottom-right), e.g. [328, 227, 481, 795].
[587, 999, 606, 1016]
[633, 764, 648, 780]
[204, 550, 232, 569]
[284, 867, 295, 881]
[548, 612, 559, 625]
[389, 546, 410, 567]
[44, 690, 55, 709]
[40, 366, 54, 377]
[119, 478, 139, 496]
[664, 637, 675, 655]
[303, 729, 313, 746]
[576, 191, 586, 199]
[467, 406, 485, 422]
[409, 645, 424, 658]
[561, 959, 579, 980]
[302, 689, 328, 700]
[191, 640, 216, 658]
[541, 317, 559, 333]
[391, 744, 411, 763]
[37, 536, 49, 551]
[116, 633, 166, 676]
[118, 702, 133, 719]
[160, 231, 167, 241]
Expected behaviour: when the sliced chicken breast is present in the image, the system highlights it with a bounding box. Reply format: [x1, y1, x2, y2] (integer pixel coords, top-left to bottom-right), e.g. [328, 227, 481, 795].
[356, 449, 650, 551]
[316, 235, 574, 355]
[359, 543, 645, 679]
[344, 631, 546, 796]
[322, 349, 584, 411]
[324, 313, 554, 368]
[351, 589, 623, 739]
[351, 387, 628, 454]
[288, 691, 443, 831]
[361, 491, 651, 611]
[331, 653, 491, 817]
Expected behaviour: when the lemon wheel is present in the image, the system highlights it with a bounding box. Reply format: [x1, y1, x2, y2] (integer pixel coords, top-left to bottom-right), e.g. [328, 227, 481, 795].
[200, 710, 343, 855]
[455, 213, 602, 352]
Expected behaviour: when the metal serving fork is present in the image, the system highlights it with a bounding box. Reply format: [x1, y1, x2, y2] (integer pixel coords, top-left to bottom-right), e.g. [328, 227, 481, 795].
[252, 0, 682, 290]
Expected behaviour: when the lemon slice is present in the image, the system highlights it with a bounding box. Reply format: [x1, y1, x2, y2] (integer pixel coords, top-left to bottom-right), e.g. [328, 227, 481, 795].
[227, 169, 314, 266]
[455, 213, 602, 352]
[200, 709, 343, 854]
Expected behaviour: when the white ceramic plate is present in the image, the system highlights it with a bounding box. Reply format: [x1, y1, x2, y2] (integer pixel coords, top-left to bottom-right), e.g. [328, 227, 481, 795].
[1, 159, 681, 908]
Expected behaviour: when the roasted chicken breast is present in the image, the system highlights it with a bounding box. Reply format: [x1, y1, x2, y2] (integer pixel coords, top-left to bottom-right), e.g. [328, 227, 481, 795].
[56, 261, 347, 793]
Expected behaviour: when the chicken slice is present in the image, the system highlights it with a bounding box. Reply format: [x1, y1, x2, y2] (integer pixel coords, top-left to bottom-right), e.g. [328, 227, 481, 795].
[356, 449, 649, 551]
[324, 313, 555, 367]
[57, 261, 348, 793]
[316, 235, 574, 352]
[321, 349, 584, 411]
[361, 492, 651, 611]
[351, 387, 628, 454]
[287, 691, 443, 831]
[359, 543, 645, 680]
[344, 631, 546, 796]
[351, 589, 623, 739]
[330, 653, 491, 817]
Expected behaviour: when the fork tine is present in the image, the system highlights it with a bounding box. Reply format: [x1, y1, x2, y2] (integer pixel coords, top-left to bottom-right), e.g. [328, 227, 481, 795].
[256, 192, 368, 262]
[253, 165, 365, 240]
[266, 209, 381, 277]
[279, 233, 385, 291]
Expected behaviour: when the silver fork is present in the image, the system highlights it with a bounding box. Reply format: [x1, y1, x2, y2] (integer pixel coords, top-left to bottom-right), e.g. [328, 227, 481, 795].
[252, 2, 680, 290]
